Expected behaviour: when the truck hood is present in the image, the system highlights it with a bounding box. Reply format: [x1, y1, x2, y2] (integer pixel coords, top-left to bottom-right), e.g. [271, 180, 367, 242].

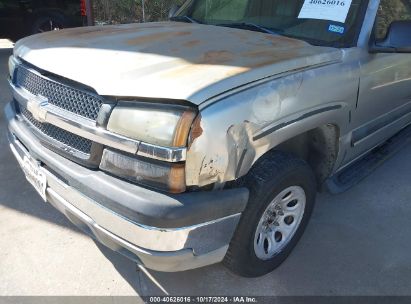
[14, 22, 342, 105]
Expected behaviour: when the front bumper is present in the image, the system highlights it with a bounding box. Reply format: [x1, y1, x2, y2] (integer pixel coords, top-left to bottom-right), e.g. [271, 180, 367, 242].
[5, 101, 249, 272]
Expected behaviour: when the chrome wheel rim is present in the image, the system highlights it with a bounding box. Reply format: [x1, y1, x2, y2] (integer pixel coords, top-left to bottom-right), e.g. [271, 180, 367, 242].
[254, 186, 306, 260]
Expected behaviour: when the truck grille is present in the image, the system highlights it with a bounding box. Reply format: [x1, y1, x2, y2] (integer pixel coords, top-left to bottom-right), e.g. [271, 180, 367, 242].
[15, 64, 103, 120]
[20, 106, 93, 155]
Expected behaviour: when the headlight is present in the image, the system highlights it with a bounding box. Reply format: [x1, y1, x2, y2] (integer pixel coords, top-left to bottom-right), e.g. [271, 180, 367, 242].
[100, 149, 186, 193]
[104, 101, 197, 193]
[8, 56, 17, 80]
[107, 101, 197, 147]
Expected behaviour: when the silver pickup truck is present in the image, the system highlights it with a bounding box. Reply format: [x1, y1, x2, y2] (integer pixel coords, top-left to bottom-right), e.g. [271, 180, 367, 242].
[5, 0, 411, 277]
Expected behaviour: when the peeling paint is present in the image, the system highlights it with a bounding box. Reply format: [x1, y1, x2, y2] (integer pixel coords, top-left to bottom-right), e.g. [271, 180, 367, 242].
[188, 115, 203, 149]
[126, 31, 191, 45]
[182, 40, 201, 48]
[14, 21, 342, 104]
[200, 50, 234, 65]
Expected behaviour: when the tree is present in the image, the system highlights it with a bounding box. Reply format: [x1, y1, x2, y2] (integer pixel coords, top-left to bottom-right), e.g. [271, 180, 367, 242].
[376, 0, 411, 38]
[93, 0, 186, 24]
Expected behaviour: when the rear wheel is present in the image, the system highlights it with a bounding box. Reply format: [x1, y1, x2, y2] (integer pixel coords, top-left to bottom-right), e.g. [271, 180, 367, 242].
[223, 151, 317, 277]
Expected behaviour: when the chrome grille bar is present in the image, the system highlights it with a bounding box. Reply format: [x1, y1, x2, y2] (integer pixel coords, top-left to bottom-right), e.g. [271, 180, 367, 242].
[20, 107, 93, 155]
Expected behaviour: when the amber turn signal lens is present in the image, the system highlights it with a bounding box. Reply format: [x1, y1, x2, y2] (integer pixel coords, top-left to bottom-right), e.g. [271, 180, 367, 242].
[173, 110, 197, 147]
[168, 164, 186, 193]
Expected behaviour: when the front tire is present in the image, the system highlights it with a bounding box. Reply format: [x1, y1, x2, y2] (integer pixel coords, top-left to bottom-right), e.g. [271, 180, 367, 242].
[223, 151, 317, 277]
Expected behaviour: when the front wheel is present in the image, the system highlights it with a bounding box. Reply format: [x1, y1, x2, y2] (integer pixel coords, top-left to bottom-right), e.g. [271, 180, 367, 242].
[223, 151, 317, 277]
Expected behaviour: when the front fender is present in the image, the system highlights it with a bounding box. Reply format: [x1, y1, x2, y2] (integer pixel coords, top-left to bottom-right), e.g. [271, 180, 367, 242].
[186, 62, 358, 187]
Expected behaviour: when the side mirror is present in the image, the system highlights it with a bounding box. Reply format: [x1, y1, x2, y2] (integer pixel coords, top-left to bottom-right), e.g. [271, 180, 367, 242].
[169, 4, 181, 19]
[370, 21, 411, 53]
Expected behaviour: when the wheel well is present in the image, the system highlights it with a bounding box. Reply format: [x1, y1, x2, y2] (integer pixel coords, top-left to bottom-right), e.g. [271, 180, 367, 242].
[274, 124, 340, 186]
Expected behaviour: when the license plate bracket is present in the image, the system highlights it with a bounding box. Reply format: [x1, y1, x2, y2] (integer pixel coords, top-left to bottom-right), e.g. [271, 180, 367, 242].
[22, 155, 47, 202]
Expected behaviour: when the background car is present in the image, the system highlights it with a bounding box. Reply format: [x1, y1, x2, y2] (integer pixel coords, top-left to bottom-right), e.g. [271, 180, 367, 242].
[0, 0, 86, 40]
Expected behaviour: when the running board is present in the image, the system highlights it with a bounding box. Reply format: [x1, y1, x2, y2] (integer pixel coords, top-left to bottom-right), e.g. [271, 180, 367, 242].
[325, 124, 411, 194]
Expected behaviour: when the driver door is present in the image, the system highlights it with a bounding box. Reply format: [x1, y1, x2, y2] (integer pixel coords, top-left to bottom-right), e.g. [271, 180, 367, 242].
[350, 0, 411, 159]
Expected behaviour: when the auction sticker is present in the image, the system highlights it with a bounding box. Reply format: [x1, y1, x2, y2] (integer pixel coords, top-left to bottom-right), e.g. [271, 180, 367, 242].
[298, 0, 353, 23]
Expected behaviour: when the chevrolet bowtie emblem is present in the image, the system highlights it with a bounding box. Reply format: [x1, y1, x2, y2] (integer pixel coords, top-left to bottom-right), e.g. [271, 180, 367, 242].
[27, 95, 49, 123]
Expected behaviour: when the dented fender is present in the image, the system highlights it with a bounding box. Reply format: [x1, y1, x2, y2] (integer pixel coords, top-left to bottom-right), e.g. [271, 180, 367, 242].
[186, 60, 359, 187]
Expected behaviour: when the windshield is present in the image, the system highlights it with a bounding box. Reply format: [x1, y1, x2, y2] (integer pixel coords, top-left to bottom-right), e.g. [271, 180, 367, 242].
[176, 0, 368, 47]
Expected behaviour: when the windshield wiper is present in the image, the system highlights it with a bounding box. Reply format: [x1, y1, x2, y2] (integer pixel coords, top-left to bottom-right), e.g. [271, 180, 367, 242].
[170, 15, 200, 24]
[216, 22, 280, 35]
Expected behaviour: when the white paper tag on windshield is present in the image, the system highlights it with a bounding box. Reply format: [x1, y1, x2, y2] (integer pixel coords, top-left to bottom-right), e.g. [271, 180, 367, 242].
[298, 0, 353, 23]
